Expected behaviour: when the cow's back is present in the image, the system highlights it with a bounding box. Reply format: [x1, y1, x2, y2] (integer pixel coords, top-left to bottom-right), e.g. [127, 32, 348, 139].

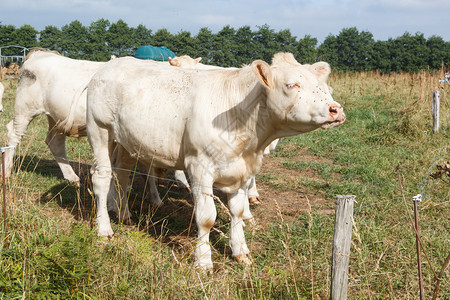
[18, 51, 104, 125]
[88, 57, 195, 169]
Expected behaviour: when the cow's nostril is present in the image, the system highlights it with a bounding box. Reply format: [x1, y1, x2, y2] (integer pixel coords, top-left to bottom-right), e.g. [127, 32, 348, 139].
[329, 105, 339, 116]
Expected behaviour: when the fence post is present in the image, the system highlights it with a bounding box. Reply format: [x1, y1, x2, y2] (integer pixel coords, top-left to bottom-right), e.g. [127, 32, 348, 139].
[432, 91, 440, 133]
[330, 195, 355, 300]
[412, 194, 424, 300]
[2, 149, 7, 249]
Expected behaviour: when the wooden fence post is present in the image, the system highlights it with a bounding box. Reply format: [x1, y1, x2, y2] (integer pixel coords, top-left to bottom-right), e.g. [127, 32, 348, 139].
[2, 149, 7, 249]
[432, 91, 440, 133]
[330, 195, 355, 300]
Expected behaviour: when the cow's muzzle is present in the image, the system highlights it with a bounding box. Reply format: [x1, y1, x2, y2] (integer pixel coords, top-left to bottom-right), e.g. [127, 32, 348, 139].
[322, 105, 346, 129]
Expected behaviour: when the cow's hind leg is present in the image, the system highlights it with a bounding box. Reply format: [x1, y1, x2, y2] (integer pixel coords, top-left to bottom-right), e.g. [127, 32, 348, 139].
[108, 144, 135, 223]
[247, 176, 261, 205]
[88, 125, 114, 237]
[45, 117, 80, 185]
[174, 170, 191, 191]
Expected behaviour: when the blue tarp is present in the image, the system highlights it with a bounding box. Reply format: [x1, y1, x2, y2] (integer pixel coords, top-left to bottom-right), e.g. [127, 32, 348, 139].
[134, 46, 175, 61]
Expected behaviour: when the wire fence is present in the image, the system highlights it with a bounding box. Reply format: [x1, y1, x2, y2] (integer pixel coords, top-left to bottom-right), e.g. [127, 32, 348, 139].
[2, 145, 448, 213]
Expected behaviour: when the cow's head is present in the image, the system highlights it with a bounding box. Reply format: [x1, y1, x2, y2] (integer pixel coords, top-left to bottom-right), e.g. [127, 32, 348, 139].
[169, 55, 202, 68]
[252, 53, 345, 134]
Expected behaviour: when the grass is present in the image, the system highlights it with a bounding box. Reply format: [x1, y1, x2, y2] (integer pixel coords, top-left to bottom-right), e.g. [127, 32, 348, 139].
[0, 70, 449, 299]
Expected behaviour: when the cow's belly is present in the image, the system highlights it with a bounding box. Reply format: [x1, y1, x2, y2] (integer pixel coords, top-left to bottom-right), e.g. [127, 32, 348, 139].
[212, 153, 263, 193]
[113, 108, 186, 170]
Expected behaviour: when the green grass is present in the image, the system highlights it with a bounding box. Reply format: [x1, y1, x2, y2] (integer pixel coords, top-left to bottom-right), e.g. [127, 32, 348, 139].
[0, 72, 449, 299]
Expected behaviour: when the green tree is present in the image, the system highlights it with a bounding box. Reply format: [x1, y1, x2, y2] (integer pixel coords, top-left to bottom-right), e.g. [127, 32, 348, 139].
[211, 25, 237, 67]
[172, 30, 195, 57]
[295, 35, 318, 64]
[0, 24, 18, 57]
[233, 25, 257, 66]
[39, 25, 62, 53]
[0, 24, 16, 46]
[275, 29, 297, 56]
[108, 19, 134, 56]
[133, 24, 153, 49]
[319, 27, 374, 71]
[389, 32, 430, 72]
[317, 34, 339, 68]
[194, 27, 215, 64]
[426, 35, 447, 70]
[371, 40, 391, 73]
[152, 28, 175, 50]
[60, 20, 89, 58]
[86, 19, 111, 61]
[253, 24, 278, 62]
[12, 25, 39, 49]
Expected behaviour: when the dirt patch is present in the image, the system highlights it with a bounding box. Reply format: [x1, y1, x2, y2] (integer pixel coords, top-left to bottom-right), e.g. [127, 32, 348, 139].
[249, 153, 335, 225]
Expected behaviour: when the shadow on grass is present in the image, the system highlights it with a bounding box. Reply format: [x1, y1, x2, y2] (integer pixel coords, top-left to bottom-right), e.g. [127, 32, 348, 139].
[16, 154, 229, 256]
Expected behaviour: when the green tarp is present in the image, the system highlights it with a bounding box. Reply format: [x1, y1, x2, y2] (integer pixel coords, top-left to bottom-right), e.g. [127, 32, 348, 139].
[134, 46, 175, 61]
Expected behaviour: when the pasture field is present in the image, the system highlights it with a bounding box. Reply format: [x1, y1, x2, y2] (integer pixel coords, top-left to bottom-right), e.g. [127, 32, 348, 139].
[0, 71, 448, 299]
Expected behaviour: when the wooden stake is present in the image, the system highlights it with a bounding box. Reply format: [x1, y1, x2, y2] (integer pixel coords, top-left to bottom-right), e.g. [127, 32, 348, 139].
[330, 195, 355, 300]
[2, 150, 7, 249]
[413, 194, 424, 300]
[432, 91, 440, 133]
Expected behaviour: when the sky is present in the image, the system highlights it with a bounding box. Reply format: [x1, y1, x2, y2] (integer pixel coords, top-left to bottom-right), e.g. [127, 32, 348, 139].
[1, 0, 449, 43]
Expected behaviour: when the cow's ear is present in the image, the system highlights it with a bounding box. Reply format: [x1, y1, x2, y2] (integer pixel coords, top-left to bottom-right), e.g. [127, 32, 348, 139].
[194, 57, 202, 63]
[309, 62, 331, 83]
[252, 60, 273, 88]
[168, 57, 179, 66]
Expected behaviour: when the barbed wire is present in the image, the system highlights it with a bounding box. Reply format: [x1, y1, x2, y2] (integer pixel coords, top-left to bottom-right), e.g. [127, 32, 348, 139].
[3, 146, 448, 212]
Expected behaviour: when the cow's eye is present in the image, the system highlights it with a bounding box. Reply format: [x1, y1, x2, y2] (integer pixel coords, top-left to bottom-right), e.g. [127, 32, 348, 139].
[286, 83, 300, 89]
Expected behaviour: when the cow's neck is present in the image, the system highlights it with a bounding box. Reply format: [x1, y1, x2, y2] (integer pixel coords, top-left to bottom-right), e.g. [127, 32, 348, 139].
[215, 69, 277, 156]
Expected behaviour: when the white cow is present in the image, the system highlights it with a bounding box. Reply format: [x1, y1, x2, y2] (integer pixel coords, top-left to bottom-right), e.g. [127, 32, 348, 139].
[2, 50, 196, 201]
[78, 52, 345, 268]
[4, 50, 104, 185]
[4, 50, 246, 223]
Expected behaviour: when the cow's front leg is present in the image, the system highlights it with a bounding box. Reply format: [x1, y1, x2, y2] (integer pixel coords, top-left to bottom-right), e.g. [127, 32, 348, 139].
[188, 166, 216, 269]
[228, 188, 251, 265]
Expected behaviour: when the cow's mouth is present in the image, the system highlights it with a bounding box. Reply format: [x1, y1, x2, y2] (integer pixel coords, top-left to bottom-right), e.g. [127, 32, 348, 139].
[321, 114, 346, 129]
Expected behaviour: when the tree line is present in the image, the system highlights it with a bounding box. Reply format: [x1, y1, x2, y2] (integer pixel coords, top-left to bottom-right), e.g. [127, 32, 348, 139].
[0, 19, 449, 73]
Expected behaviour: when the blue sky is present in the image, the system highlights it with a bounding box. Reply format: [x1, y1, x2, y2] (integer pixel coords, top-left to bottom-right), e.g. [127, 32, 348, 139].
[1, 0, 449, 43]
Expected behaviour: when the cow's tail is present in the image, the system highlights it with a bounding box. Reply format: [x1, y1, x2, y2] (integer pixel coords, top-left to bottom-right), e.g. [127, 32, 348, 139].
[57, 78, 90, 135]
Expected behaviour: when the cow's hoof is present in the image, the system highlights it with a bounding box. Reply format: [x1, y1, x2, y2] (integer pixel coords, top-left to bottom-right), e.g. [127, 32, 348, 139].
[70, 180, 81, 188]
[97, 221, 114, 237]
[151, 199, 163, 207]
[194, 261, 214, 270]
[97, 230, 114, 238]
[233, 254, 253, 265]
[248, 197, 262, 205]
[243, 217, 256, 226]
